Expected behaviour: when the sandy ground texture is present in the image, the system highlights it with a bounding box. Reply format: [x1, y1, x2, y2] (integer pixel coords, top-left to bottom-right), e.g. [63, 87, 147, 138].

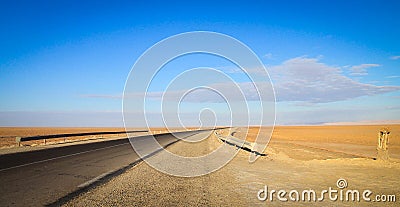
[64, 127, 400, 206]
[63, 131, 246, 206]
[236, 125, 400, 159]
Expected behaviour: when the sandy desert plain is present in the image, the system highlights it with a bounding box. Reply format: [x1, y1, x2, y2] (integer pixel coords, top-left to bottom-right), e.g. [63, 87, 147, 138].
[1, 125, 399, 206]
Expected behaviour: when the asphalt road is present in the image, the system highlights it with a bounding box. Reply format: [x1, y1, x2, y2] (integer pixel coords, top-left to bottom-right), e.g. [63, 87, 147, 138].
[0, 130, 209, 206]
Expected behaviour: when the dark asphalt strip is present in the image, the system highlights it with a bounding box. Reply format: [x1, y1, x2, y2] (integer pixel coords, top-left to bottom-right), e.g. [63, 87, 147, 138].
[46, 139, 180, 207]
[0, 130, 213, 206]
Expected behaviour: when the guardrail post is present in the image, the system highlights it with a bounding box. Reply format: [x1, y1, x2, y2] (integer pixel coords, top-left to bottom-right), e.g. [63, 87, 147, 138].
[16, 137, 21, 147]
[377, 127, 390, 160]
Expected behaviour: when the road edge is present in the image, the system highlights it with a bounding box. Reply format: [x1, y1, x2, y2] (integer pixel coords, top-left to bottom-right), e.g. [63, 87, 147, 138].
[45, 139, 180, 207]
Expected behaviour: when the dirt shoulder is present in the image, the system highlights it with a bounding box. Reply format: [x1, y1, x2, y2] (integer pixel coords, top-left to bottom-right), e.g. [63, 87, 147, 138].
[63, 131, 247, 206]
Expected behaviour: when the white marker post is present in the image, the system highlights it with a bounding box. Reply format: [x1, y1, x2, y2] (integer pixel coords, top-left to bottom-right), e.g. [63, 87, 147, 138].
[377, 127, 390, 160]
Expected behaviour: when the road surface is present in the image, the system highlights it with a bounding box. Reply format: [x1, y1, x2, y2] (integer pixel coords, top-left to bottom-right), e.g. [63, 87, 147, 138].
[0, 130, 210, 206]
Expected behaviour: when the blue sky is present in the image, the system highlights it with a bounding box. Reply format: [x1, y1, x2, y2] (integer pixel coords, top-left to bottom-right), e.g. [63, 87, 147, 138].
[0, 0, 399, 126]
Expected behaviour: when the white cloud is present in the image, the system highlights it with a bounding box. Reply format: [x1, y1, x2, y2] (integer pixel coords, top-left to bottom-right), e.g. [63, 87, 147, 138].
[348, 63, 380, 76]
[81, 94, 122, 99]
[268, 57, 397, 103]
[264, 53, 273, 59]
[85, 57, 399, 104]
[390, 56, 400, 60]
[141, 82, 273, 103]
[141, 57, 398, 103]
[386, 75, 400, 79]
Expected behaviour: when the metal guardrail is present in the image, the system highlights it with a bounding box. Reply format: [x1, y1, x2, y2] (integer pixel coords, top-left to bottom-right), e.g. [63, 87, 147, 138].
[16, 130, 148, 146]
[220, 136, 254, 151]
[15, 127, 230, 147]
[215, 130, 266, 156]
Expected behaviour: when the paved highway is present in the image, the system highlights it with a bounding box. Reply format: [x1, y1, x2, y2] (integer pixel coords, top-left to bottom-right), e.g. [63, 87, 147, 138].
[0, 130, 210, 206]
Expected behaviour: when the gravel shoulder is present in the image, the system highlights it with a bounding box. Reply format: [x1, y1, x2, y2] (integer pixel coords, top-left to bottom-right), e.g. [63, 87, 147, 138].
[64, 131, 247, 206]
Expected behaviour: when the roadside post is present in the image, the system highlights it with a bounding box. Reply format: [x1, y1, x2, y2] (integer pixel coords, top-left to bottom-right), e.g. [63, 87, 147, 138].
[16, 137, 21, 147]
[377, 127, 390, 160]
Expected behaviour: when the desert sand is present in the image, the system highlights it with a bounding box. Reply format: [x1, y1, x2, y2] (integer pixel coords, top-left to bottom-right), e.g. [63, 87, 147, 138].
[63, 125, 400, 206]
[0, 127, 128, 148]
